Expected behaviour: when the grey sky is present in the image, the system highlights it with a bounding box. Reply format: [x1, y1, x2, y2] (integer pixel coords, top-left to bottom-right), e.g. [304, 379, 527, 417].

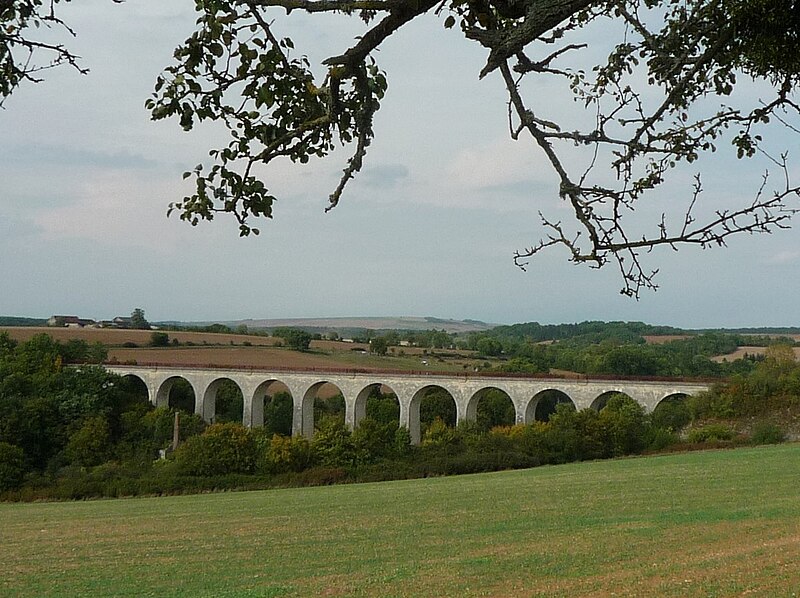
[1, 1, 798, 328]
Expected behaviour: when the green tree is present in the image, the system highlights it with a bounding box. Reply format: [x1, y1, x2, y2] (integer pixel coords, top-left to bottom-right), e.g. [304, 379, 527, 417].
[167, 378, 195, 414]
[257, 433, 313, 474]
[0, 442, 25, 491]
[274, 328, 312, 351]
[651, 397, 691, 432]
[352, 417, 398, 462]
[149, 332, 170, 347]
[597, 394, 650, 457]
[370, 336, 389, 356]
[476, 390, 516, 431]
[421, 417, 458, 448]
[263, 392, 294, 436]
[314, 393, 345, 426]
[130, 308, 150, 330]
[476, 337, 503, 357]
[213, 379, 243, 424]
[174, 423, 257, 476]
[312, 417, 356, 468]
[366, 390, 400, 426]
[65, 416, 112, 467]
[419, 388, 457, 432]
[544, 404, 605, 463]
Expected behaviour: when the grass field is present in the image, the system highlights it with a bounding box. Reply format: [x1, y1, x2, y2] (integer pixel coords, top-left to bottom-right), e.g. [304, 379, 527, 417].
[2, 445, 799, 597]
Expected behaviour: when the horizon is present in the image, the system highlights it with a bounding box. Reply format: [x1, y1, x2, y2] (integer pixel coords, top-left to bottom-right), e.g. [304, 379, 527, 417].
[4, 312, 800, 332]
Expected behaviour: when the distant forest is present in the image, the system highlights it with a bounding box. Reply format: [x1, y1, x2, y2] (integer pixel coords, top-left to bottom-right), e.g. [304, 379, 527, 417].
[0, 317, 46, 327]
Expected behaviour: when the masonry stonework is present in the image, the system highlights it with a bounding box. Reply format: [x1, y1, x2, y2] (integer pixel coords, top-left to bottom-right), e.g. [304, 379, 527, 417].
[107, 365, 710, 444]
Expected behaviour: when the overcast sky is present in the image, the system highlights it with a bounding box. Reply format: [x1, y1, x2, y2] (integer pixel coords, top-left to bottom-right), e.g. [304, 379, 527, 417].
[1, 1, 799, 328]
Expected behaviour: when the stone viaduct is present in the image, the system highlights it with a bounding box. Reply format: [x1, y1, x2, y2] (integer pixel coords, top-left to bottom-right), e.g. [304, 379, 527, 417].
[107, 365, 710, 443]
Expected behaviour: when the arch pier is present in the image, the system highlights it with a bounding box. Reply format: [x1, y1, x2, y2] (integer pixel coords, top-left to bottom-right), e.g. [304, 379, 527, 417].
[107, 366, 709, 444]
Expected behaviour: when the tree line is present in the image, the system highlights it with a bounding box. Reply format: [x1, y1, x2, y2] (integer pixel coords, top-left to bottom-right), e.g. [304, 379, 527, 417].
[1, 332, 797, 500]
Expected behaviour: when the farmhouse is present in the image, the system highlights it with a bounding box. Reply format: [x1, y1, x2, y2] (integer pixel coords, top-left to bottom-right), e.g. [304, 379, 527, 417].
[47, 315, 96, 328]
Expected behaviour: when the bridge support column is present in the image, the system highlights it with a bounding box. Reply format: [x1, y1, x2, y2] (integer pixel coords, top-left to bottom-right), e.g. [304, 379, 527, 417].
[145, 379, 159, 407]
[344, 395, 366, 431]
[198, 380, 216, 423]
[299, 388, 315, 439]
[397, 392, 420, 445]
[457, 393, 473, 426]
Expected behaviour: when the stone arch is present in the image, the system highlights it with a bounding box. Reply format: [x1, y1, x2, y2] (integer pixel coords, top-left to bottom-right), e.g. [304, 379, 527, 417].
[252, 379, 293, 434]
[590, 390, 633, 412]
[651, 393, 691, 430]
[202, 377, 245, 423]
[408, 385, 457, 444]
[155, 376, 196, 413]
[465, 387, 516, 430]
[353, 383, 400, 430]
[654, 392, 690, 410]
[525, 389, 576, 423]
[118, 374, 150, 405]
[301, 381, 345, 437]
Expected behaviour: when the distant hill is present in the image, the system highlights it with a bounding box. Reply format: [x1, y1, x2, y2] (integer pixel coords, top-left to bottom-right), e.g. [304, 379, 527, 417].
[205, 316, 496, 334]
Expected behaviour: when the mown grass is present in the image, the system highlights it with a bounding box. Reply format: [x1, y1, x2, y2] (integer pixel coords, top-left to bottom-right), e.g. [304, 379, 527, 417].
[2, 445, 800, 597]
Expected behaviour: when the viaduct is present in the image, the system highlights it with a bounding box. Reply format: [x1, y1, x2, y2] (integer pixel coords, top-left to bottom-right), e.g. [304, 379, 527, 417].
[107, 365, 710, 444]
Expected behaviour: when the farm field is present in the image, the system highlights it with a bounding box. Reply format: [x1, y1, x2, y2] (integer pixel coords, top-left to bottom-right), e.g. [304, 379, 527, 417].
[2, 444, 799, 597]
[0, 326, 279, 347]
[1, 327, 484, 373]
[712, 345, 800, 362]
[105, 344, 486, 373]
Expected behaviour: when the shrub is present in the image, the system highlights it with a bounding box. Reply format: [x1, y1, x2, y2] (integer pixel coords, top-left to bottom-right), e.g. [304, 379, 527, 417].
[291, 466, 348, 487]
[352, 417, 397, 462]
[598, 394, 650, 457]
[546, 405, 605, 462]
[393, 427, 412, 458]
[750, 422, 786, 445]
[651, 398, 691, 431]
[258, 434, 313, 474]
[65, 416, 112, 467]
[149, 332, 170, 347]
[173, 423, 257, 476]
[686, 423, 734, 443]
[421, 417, 458, 448]
[647, 427, 680, 452]
[0, 442, 25, 491]
[312, 418, 356, 468]
[415, 450, 538, 477]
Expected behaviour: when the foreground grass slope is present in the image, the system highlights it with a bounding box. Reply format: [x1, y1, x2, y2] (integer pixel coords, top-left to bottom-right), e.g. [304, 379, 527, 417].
[2, 445, 799, 597]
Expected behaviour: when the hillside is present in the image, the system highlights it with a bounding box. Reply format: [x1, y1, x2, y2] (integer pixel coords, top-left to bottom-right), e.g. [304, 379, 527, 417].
[214, 316, 495, 333]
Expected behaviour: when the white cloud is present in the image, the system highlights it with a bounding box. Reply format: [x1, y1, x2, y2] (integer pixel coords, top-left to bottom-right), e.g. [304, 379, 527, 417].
[765, 250, 800, 265]
[31, 170, 216, 253]
[444, 136, 554, 191]
[387, 136, 561, 212]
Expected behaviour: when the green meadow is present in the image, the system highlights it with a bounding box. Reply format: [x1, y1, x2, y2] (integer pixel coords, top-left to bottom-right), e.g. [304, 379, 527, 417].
[2, 444, 799, 597]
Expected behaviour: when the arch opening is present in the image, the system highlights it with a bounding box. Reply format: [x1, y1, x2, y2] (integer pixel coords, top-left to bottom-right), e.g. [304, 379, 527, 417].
[591, 391, 633, 412]
[118, 374, 150, 407]
[157, 376, 195, 414]
[354, 383, 400, 430]
[205, 378, 244, 424]
[468, 387, 515, 431]
[253, 380, 293, 436]
[651, 393, 691, 431]
[408, 385, 456, 444]
[301, 381, 345, 437]
[526, 389, 575, 423]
